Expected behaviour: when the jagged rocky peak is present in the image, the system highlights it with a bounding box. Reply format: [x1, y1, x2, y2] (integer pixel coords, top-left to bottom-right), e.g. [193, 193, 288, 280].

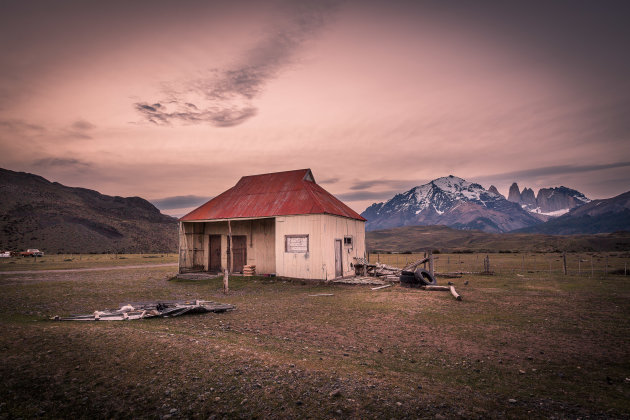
[508, 183, 521, 203]
[536, 186, 590, 213]
[488, 185, 502, 197]
[520, 187, 536, 206]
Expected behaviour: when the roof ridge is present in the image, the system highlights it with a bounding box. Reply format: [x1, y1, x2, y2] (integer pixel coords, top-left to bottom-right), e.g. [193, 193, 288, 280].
[303, 180, 327, 214]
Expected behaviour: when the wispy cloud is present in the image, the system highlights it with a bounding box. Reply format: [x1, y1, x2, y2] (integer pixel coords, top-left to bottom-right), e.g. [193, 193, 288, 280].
[32, 157, 91, 169]
[336, 190, 400, 202]
[134, 2, 336, 127]
[71, 119, 96, 131]
[150, 195, 211, 210]
[349, 179, 418, 191]
[319, 177, 339, 184]
[480, 161, 630, 181]
[63, 119, 97, 139]
[0, 118, 45, 132]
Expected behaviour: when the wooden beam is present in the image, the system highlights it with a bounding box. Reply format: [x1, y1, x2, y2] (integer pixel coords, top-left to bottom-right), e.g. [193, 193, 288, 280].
[449, 285, 462, 301]
[422, 285, 450, 291]
[228, 219, 233, 274]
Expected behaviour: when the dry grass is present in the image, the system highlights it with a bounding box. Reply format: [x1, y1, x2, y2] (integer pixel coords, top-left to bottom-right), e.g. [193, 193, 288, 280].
[0, 253, 177, 272]
[0, 257, 629, 419]
[371, 251, 630, 276]
[367, 225, 630, 253]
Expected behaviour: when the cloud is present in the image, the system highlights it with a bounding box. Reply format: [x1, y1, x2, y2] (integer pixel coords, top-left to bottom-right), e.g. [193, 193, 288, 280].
[336, 190, 400, 202]
[71, 119, 96, 131]
[32, 157, 91, 168]
[135, 102, 258, 127]
[319, 177, 339, 184]
[150, 195, 211, 210]
[134, 2, 336, 127]
[480, 161, 630, 181]
[0, 118, 45, 132]
[62, 119, 97, 139]
[349, 179, 418, 191]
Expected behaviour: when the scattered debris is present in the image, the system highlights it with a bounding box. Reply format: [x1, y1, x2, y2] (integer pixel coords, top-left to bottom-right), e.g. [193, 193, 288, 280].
[333, 276, 387, 286]
[401, 268, 437, 287]
[371, 284, 392, 291]
[53, 300, 235, 321]
[308, 293, 334, 297]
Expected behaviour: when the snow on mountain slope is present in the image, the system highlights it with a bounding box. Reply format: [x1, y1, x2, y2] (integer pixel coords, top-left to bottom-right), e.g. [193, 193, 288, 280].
[361, 175, 541, 233]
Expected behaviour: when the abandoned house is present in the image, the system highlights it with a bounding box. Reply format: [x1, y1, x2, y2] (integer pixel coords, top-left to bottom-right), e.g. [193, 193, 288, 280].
[178, 169, 366, 280]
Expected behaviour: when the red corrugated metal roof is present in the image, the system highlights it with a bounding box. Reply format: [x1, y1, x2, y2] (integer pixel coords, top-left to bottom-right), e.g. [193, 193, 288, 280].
[180, 169, 366, 222]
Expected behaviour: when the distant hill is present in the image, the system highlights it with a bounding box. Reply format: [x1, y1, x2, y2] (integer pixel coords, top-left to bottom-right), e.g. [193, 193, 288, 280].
[361, 175, 541, 233]
[366, 224, 630, 253]
[514, 191, 630, 234]
[0, 168, 178, 253]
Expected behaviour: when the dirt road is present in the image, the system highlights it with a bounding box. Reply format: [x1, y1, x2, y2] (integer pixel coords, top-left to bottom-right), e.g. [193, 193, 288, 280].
[0, 262, 177, 275]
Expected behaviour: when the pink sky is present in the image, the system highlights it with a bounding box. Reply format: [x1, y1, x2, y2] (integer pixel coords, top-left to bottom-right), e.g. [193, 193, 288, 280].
[1, 1, 629, 216]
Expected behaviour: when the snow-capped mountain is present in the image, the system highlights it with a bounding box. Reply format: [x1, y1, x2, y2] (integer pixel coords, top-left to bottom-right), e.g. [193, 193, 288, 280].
[361, 175, 541, 233]
[508, 183, 590, 217]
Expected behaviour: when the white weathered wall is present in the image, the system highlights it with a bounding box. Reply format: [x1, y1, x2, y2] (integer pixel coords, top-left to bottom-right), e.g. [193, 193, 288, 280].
[274, 214, 366, 280]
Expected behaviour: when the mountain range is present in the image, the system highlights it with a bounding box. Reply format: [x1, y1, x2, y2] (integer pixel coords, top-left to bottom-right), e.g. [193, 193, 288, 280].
[361, 175, 629, 234]
[507, 183, 590, 217]
[1, 168, 628, 254]
[0, 168, 178, 253]
[515, 191, 630, 234]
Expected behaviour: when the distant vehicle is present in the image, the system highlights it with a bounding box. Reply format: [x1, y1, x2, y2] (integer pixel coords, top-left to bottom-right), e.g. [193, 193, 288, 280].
[21, 249, 44, 257]
[0, 251, 11, 258]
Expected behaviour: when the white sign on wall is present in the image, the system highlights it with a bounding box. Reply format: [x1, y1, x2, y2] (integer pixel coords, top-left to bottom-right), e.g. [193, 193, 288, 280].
[285, 235, 309, 253]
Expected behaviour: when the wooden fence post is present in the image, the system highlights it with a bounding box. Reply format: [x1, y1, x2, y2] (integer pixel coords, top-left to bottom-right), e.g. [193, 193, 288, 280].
[563, 252, 567, 275]
[428, 250, 434, 277]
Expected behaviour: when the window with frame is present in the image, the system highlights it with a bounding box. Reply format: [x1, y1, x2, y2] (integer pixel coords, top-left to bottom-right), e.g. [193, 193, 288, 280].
[344, 236, 353, 247]
[285, 234, 309, 253]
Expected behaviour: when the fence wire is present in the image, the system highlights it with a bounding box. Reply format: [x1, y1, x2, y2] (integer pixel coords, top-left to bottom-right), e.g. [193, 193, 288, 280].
[368, 252, 629, 277]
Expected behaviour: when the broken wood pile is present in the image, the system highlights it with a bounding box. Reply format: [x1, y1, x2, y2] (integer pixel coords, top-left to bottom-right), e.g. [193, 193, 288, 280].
[53, 300, 235, 321]
[401, 257, 429, 272]
[373, 263, 402, 280]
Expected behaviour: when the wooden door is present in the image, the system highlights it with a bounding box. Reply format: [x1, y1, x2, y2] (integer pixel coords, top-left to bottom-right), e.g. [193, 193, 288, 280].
[208, 235, 221, 272]
[335, 239, 343, 278]
[229, 235, 247, 273]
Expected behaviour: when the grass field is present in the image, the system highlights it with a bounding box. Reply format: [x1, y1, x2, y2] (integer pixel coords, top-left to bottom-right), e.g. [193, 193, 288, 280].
[1, 256, 629, 418]
[366, 225, 630, 254]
